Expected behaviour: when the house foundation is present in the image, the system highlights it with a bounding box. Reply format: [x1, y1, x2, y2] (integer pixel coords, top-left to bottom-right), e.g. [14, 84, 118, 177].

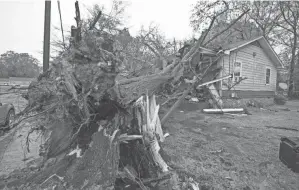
[221, 97, 275, 108]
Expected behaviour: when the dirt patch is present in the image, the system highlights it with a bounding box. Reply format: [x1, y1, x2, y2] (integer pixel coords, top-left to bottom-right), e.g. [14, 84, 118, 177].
[177, 100, 209, 112]
[0, 93, 28, 114]
[162, 100, 299, 190]
[0, 121, 43, 176]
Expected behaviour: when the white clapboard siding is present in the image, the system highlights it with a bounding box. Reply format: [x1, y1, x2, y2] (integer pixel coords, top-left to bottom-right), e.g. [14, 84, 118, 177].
[220, 44, 277, 91]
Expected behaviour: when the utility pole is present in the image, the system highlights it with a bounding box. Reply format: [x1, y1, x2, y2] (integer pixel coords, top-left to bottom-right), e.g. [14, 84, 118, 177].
[43, 0, 51, 73]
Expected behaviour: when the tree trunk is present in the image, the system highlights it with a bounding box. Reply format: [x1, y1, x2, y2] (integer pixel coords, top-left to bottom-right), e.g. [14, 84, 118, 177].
[4, 13, 205, 188]
[288, 30, 297, 97]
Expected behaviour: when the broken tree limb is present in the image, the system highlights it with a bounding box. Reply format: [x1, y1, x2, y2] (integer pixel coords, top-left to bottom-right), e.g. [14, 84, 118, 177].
[196, 75, 232, 89]
[142, 172, 172, 185]
[184, 76, 197, 84]
[40, 174, 65, 188]
[161, 56, 225, 125]
[161, 92, 184, 106]
[228, 77, 248, 90]
[138, 94, 168, 172]
[208, 84, 223, 109]
[74, 1, 81, 26]
[155, 115, 164, 142]
[150, 94, 157, 122]
[118, 134, 143, 142]
[161, 87, 191, 125]
[203, 9, 251, 46]
[151, 104, 159, 129]
[161, 72, 229, 125]
[122, 166, 148, 190]
[144, 42, 162, 58]
[146, 91, 151, 131]
[115, 74, 174, 105]
[89, 10, 102, 30]
[199, 17, 216, 45]
[148, 95, 164, 142]
[74, 1, 82, 42]
[144, 131, 169, 172]
[198, 1, 229, 45]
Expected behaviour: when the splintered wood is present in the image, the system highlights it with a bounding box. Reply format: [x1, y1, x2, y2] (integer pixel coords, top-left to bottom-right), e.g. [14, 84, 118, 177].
[134, 93, 168, 172]
[208, 84, 223, 109]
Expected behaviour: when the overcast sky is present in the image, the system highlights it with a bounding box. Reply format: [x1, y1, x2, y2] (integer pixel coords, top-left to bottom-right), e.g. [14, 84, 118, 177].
[0, 0, 197, 64]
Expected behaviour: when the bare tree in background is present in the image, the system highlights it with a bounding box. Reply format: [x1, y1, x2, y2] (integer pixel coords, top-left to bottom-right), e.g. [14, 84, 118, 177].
[276, 1, 299, 96]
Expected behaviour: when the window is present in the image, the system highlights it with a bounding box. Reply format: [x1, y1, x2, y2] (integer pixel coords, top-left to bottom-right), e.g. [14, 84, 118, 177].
[233, 61, 242, 82]
[266, 68, 271, 84]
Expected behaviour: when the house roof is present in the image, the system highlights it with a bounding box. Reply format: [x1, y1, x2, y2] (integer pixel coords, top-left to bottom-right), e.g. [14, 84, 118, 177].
[222, 38, 256, 50]
[221, 36, 284, 68]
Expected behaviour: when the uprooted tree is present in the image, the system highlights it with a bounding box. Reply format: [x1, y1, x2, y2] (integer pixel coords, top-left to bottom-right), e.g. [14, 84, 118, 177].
[4, 1, 251, 189]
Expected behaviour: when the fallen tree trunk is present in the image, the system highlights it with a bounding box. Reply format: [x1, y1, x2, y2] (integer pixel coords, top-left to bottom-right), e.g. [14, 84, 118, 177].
[0, 1, 256, 189]
[8, 92, 183, 189]
[2, 4, 204, 189]
[6, 40, 193, 190]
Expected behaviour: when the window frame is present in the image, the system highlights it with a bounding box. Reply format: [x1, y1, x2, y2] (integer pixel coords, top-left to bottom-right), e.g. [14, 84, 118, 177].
[265, 67, 271, 85]
[233, 60, 242, 83]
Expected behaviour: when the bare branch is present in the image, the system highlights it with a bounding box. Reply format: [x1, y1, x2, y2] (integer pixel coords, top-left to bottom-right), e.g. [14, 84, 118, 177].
[199, 17, 217, 45]
[279, 2, 295, 29]
[199, 1, 229, 45]
[228, 77, 248, 90]
[89, 10, 102, 30]
[275, 22, 294, 34]
[203, 9, 250, 46]
[143, 41, 162, 58]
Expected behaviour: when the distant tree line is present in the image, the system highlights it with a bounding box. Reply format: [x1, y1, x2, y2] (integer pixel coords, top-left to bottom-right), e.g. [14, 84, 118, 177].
[0, 51, 40, 78]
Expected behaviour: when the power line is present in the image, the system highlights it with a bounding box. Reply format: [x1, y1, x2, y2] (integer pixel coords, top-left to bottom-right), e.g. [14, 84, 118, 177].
[57, 0, 66, 49]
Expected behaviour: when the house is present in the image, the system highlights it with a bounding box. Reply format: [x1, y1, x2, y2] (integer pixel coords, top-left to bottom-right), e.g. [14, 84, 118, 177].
[216, 36, 284, 99]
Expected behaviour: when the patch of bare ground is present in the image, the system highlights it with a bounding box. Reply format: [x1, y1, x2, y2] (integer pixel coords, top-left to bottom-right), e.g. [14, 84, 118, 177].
[0, 93, 44, 186]
[162, 100, 299, 190]
[0, 93, 28, 114]
[0, 120, 42, 176]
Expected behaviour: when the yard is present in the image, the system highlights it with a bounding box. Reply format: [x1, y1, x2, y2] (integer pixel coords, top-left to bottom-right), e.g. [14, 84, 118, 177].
[0, 94, 299, 189]
[0, 92, 28, 114]
[162, 100, 299, 190]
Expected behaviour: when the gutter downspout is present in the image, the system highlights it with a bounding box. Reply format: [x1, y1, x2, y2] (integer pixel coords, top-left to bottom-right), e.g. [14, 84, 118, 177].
[253, 52, 257, 86]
